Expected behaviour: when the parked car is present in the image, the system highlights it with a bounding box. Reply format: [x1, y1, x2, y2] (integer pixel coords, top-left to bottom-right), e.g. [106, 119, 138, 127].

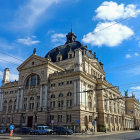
[30, 129, 37, 135]
[0, 128, 6, 134]
[53, 126, 73, 135]
[17, 127, 31, 134]
[36, 126, 53, 135]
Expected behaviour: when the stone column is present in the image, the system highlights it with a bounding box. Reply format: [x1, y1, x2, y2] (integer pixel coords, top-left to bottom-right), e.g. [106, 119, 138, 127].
[82, 82, 85, 106]
[0, 93, 2, 111]
[20, 89, 24, 111]
[1, 94, 3, 112]
[40, 85, 43, 109]
[85, 84, 88, 107]
[6, 99, 9, 113]
[44, 85, 48, 109]
[16, 89, 20, 111]
[27, 97, 29, 111]
[74, 80, 77, 105]
[77, 80, 81, 105]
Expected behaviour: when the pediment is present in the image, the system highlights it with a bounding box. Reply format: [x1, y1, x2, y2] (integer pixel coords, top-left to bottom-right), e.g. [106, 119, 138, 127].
[17, 54, 47, 71]
[93, 61, 105, 74]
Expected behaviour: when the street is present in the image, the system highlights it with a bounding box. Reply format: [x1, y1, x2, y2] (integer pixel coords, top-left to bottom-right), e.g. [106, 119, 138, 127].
[1, 131, 140, 140]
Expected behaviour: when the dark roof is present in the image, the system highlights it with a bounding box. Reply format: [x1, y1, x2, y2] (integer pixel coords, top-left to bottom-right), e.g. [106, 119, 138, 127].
[45, 31, 97, 62]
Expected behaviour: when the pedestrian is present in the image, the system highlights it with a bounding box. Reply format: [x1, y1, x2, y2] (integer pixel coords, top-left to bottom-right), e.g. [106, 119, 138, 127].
[81, 129, 84, 135]
[85, 128, 87, 135]
[104, 126, 107, 133]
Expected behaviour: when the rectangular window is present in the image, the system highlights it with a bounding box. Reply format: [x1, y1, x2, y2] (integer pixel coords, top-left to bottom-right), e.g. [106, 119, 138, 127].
[22, 116, 26, 123]
[29, 103, 34, 110]
[58, 115, 62, 122]
[58, 101, 60, 108]
[50, 115, 54, 122]
[3, 106, 6, 113]
[50, 102, 52, 108]
[61, 100, 63, 107]
[53, 101, 55, 108]
[23, 104, 27, 110]
[89, 116, 92, 122]
[35, 115, 37, 123]
[67, 100, 72, 108]
[66, 115, 71, 123]
[37, 96, 40, 100]
[14, 105, 16, 110]
[50, 101, 55, 109]
[37, 102, 39, 109]
[69, 54, 72, 58]
[58, 100, 63, 108]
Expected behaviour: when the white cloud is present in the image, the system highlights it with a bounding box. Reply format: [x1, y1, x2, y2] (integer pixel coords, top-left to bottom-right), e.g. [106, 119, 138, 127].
[134, 52, 139, 56]
[82, 22, 134, 47]
[17, 36, 40, 46]
[12, 0, 64, 30]
[125, 54, 132, 58]
[95, 1, 140, 21]
[130, 86, 140, 90]
[51, 33, 66, 46]
[51, 33, 66, 43]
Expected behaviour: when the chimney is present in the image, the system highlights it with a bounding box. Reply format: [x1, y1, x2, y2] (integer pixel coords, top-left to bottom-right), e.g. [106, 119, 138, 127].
[2, 68, 10, 85]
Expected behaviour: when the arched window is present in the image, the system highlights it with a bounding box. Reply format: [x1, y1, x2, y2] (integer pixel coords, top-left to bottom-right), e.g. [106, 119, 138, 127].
[25, 74, 40, 88]
[67, 92, 72, 96]
[51, 94, 55, 98]
[59, 93, 63, 97]
[31, 75, 36, 86]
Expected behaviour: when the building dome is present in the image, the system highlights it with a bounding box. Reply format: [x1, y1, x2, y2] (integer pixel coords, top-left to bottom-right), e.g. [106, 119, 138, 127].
[45, 30, 96, 62]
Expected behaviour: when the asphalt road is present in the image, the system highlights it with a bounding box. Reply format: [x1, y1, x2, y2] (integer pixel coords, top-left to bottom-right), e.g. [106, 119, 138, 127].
[1, 131, 140, 140]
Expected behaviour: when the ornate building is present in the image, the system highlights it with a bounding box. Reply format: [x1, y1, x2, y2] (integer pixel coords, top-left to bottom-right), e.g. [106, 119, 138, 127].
[0, 30, 140, 132]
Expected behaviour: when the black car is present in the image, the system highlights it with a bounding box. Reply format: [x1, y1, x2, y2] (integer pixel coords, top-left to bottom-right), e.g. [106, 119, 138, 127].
[16, 127, 31, 134]
[53, 126, 73, 135]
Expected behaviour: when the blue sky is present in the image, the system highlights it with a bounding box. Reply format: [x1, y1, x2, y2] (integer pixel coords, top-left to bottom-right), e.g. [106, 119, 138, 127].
[0, 0, 140, 99]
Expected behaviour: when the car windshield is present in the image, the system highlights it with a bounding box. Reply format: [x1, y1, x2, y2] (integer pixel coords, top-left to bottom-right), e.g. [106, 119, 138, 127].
[37, 126, 51, 130]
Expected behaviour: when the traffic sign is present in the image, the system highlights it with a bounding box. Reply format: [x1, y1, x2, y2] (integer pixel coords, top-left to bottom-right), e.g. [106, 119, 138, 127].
[51, 120, 54, 124]
[10, 125, 15, 130]
[77, 120, 80, 123]
[92, 121, 96, 126]
[130, 111, 134, 114]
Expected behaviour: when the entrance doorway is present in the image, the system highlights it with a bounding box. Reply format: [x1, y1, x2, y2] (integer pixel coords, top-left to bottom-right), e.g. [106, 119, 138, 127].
[27, 116, 33, 128]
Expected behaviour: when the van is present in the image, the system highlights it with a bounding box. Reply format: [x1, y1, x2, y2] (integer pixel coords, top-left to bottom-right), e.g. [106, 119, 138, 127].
[36, 126, 53, 135]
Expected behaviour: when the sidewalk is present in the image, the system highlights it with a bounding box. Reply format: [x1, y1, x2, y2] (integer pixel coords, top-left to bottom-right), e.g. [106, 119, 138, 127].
[0, 135, 22, 140]
[72, 130, 137, 137]
[0, 130, 138, 139]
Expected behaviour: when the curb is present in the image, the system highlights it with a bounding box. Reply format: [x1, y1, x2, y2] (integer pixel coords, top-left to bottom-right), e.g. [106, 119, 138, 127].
[0, 136, 22, 139]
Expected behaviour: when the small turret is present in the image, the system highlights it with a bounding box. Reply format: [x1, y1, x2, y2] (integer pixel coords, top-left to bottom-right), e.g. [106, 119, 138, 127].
[2, 68, 10, 86]
[65, 26, 77, 44]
